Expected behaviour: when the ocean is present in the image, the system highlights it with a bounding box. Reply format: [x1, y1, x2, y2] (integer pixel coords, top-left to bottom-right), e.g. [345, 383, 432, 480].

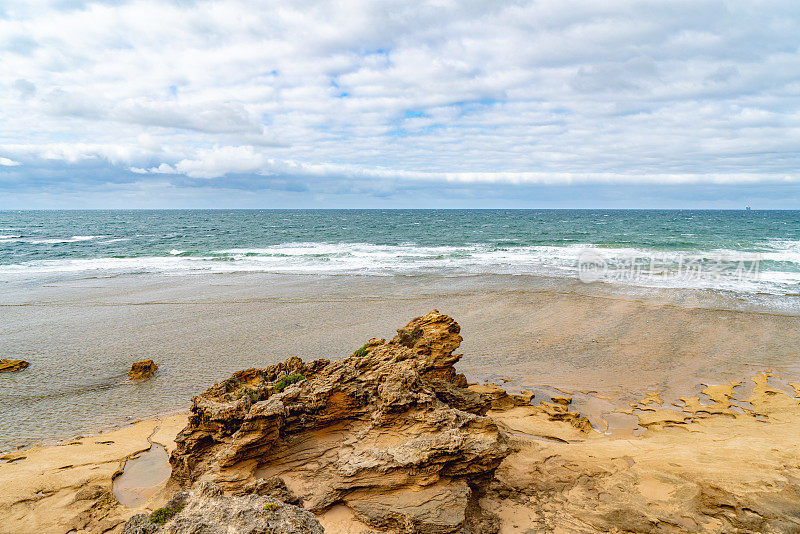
[1, 209, 799, 295]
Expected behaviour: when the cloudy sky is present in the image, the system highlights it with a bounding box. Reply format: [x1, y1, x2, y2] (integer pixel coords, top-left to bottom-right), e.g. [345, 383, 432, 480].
[1, 0, 799, 208]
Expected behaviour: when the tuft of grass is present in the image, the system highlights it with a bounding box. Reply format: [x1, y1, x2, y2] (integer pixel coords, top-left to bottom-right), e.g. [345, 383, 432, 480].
[263, 502, 278, 511]
[352, 344, 370, 358]
[274, 374, 305, 393]
[150, 504, 185, 525]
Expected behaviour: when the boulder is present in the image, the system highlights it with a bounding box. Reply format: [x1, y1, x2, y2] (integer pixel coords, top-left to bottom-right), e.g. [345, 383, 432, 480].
[123, 481, 322, 534]
[169, 311, 509, 533]
[0, 359, 29, 373]
[129, 360, 158, 380]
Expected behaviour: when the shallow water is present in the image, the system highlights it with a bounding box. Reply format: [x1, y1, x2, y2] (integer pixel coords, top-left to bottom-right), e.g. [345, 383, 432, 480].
[2, 271, 800, 452]
[113, 441, 171, 508]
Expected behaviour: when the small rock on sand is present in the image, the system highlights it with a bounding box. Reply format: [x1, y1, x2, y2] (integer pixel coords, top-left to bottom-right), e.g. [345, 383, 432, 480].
[0, 359, 29, 373]
[129, 360, 158, 380]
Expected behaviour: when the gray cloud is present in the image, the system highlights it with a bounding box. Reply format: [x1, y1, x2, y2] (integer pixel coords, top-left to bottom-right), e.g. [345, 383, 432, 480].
[0, 0, 799, 205]
[12, 79, 36, 98]
[2, 35, 39, 55]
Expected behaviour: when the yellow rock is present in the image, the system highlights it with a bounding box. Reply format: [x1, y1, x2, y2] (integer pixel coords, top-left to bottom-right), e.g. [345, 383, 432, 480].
[128, 360, 158, 380]
[0, 359, 29, 373]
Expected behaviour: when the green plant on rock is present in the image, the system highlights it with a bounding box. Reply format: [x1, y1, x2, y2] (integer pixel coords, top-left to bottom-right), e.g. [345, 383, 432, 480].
[263, 502, 278, 511]
[352, 343, 370, 358]
[150, 504, 185, 525]
[274, 374, 305, 393]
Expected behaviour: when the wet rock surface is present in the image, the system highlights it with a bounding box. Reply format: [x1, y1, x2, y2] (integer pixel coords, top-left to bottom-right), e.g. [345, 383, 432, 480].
[169, 310, 509, 533]
[129, 360, 158, 380]
[0, 359, 29, 373]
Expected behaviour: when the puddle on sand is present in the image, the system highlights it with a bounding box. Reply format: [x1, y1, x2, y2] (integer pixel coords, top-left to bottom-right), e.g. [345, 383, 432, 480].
[112, 442, 171, 507]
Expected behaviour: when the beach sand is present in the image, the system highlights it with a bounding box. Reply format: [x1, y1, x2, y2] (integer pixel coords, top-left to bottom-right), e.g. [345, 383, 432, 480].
[0, 413, 187, 534]
[486, 373, 800, 532]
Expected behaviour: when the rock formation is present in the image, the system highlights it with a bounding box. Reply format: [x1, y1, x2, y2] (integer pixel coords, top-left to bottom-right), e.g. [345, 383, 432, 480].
[0, 359, 29, 372]
[129, 360, 158, 380]
[169, 311, 510, 533]
[123, 481, 323, 534]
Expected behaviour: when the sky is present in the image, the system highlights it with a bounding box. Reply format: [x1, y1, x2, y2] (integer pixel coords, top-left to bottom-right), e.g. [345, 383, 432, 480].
[1, 0, 799, 209]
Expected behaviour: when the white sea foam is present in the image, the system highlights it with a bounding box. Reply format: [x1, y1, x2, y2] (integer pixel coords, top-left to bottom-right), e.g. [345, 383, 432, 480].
[28, 235, 103, 244]
[759, 240, 800, 263]
[0, 256, 212, 274]
[0, 241, 798, 295]
[0, 235, 22, 240]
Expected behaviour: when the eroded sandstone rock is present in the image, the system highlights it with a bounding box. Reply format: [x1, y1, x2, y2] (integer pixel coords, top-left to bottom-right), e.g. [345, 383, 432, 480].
[129, 360, 158, 380]
[467, 384, 534, 411]
[0, 359, 29, 373]
[123, 481, 322, 534]
[169, 311, 509, 533]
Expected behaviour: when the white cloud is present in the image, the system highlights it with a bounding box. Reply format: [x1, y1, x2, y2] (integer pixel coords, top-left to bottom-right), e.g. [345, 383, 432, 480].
[0, 142, 148, 165]
[172, 146, 266, 179]
[131, 163, 176, 174]
[130, 149, 800, 185]
[0, 0, 798, 194]
[0, 157, 21, 166]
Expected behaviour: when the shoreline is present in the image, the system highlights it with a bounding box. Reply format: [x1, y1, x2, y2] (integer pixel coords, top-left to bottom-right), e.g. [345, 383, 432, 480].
[3, 271, 800, 452]
[0, 407, 190, 456]
[5, 269, 800, 312]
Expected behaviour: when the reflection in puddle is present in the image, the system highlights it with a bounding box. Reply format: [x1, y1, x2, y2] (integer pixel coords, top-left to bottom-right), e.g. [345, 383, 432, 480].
[112, 442, 171, 507]
[766, 375, 800, 400]
[492, 372, 800, 441]
[524, 385, 644, 436]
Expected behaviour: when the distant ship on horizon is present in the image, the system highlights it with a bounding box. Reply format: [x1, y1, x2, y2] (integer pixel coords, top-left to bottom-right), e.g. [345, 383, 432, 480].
[746, 205, 751, 210]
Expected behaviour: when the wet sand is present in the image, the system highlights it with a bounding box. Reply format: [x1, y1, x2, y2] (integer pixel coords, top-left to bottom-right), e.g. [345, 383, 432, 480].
[485, 372, 800, 532]
[0, 413, 187, 534]
[2, 271, 800, 450]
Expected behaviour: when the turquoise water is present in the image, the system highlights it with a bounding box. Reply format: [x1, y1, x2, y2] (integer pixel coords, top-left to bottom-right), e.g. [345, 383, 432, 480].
[1, 209, 799, 294]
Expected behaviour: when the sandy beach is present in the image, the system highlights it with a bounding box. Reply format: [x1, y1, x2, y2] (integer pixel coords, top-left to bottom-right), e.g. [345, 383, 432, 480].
[0, 413, 188, 534]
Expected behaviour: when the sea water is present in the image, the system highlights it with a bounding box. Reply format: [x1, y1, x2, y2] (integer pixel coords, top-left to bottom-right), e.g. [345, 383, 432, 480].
[1, 209, 799, 295]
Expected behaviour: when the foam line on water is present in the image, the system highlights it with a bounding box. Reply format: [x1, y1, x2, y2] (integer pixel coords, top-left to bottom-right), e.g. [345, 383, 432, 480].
[0, 240, 798, 295]
[27, 235, 104, 244]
